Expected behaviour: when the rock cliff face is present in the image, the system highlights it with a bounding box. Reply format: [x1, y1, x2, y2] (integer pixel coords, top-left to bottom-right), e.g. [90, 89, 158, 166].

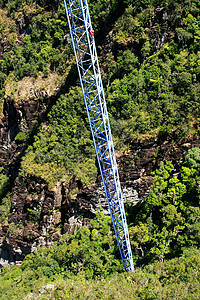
[0, 93, 199, 266]
[0, 96, 51, 180]
[0, 2, 199, 267]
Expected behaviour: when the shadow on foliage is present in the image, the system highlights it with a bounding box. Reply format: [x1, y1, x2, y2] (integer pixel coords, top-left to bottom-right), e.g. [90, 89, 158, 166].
[8, 63, 79, 184]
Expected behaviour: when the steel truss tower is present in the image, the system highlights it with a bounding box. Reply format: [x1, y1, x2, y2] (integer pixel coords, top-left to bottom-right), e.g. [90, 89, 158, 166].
[64, 0, 134, 272]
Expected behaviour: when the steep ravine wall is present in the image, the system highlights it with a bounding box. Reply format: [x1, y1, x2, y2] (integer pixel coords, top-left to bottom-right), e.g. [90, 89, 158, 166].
[0, 96, 52, 180]
[0, 95, 199, 266]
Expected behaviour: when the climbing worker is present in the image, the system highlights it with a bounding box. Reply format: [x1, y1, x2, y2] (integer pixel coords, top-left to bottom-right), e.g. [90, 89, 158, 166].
[89, 27, 94, 37]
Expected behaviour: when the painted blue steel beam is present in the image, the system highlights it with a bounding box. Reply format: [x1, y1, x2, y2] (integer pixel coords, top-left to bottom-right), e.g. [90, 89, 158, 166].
[63, 0, 134, 272]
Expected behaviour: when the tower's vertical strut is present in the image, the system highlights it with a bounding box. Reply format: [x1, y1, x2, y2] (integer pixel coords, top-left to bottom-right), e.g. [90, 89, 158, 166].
[64, 0, 134, 272]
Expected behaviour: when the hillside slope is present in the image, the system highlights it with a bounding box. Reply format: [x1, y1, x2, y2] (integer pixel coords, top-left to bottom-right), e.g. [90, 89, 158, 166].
[0, 1, 199, 293]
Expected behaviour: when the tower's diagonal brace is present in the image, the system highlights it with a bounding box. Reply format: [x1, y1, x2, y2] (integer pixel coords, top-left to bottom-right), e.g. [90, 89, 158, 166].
[64, 0, 134, 272]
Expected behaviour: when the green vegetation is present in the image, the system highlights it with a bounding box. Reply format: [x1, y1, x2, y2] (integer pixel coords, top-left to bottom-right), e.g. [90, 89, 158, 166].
[0, 150, 199, 298]
[0, 209, 199, 299]
[0, 1, 71, 81]
[0, 0, 199, 182]
[128, 147, 200, 265]
[0, 0, 199, 298]
[0, 193, 11, 224]
[0, 167, 10, 200]
[1, 253, 200, 299]
[20, 87, 97, 188]
[102, 1, 200, 141]
[106, 38, 200, 140]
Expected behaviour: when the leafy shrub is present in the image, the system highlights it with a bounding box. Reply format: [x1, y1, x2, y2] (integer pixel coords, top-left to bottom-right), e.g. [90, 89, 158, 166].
[0, 168, 10, 201]
[128, 148, 200, 265]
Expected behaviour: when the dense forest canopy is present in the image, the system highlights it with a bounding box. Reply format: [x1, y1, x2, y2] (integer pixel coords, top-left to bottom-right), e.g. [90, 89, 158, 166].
[0, 0, 199, 298]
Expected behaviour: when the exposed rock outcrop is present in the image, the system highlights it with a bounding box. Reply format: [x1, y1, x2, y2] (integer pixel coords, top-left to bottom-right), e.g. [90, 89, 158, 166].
[0, 97, 50, 176]
[0, 3, 199, 267]
[1, 126, 199, 266]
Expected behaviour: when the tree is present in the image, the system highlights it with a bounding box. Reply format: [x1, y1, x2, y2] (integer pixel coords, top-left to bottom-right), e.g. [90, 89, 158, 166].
[129, 149, 200, 264]
[0, 168, 10, 201]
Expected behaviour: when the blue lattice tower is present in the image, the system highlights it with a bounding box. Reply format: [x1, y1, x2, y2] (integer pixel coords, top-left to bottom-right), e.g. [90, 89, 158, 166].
[63, 0, 134, 272]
